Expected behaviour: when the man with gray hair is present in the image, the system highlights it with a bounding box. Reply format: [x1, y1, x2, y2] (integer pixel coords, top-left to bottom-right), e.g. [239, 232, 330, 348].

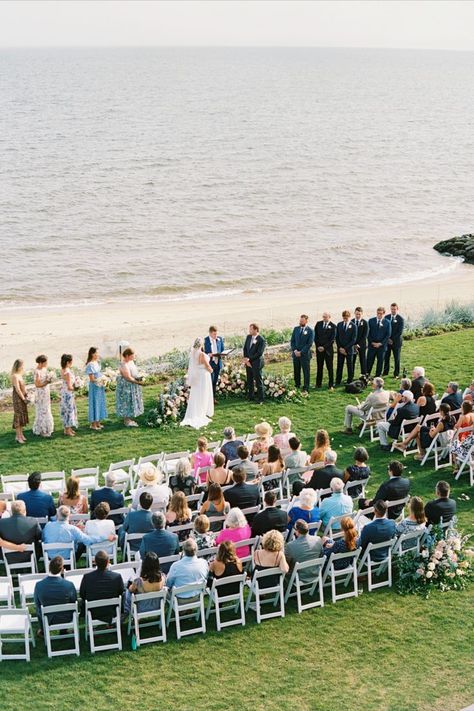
[166, 537, 208, 598]
[441, 381, 462, 411]
[306, 450, 344, 494]
[220, 426, 244, 464]
[343, 376, 390, 434]
[0, 499, 42, 563]
[377, 390, 420, 451]
[410, 366, 427, 400]
[319, 477, 353, 530]
[42, 505, 116, 561]
[89, 470, 125, 525]
[139, 511, 180, 573]
[285, 519, 323, 583]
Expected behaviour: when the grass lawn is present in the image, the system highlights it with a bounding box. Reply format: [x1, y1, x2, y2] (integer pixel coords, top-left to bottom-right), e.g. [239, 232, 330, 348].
[0, 329, 473, 711]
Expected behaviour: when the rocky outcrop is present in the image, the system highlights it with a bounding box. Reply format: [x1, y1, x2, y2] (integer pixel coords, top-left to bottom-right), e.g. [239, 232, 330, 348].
[434, 233, 474, 265]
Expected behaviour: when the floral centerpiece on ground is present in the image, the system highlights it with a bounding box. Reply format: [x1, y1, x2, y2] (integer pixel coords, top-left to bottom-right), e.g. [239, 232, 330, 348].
[146, 378, 189, 428]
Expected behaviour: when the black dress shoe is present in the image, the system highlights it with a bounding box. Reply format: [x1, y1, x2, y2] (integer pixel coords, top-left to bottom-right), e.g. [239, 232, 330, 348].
[380, 445, 391, 451]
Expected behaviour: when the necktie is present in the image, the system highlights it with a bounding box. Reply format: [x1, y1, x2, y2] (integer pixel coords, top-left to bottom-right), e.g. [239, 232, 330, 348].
[378, 320, 382, 327]
[344, 323, 347, 331]
[356, 320, 359, 327]
[324, 323, 327, 329]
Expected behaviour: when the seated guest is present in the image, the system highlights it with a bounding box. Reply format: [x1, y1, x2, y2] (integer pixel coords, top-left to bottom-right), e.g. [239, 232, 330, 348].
[451, 401, 474, 471]
[309, 429, 331, 465]
[306, 450, 344, 493]
[251, 491, 287, 537]
[396, 496, 427, 535]
[228, 445, 259, 480]
[416, 382, 437, 418]
[208, 541, 243, 595]
[84, 502, 116, 555]
[250, 421, 274, 461]
[59, 476, 88, 519]
[424, 481, 457, 526]
[166, 538, 208, 597]
[207, 452, 232, 487]
[252, 530, 289, 581]
[343, 377, 390, 434]
[200, 483, 229, 531]
[191, 437, 214, 484]
[166, 492, 192, 540]
[413, 403, 455, 460]
[131, 464, 171, 511]
[343, 447, 371, 498]
[43, 505, 115, 561]
[285, 519, 323, 582]
[441, 381, 463, 411]
[284, 437, 309, 473]
[260, 445, 284, 491]
[34, 555, 77, 636]
[119, 491, 154, 550]
[220, 427, 244, 464]
[79, 550, 124, 622]
[224, 467, 260, 510]
[139, 512, 180, 572]
[360, 460, 410, 519]
[215, 508, 252, 559]
[323, 516, 359, 569]
[17, 471, 56, 520]
[462, 379, 474, 401]
[359, 500, 397, 560]
[287, 487, 320, 532]
[124, 551, 164, 615]
[169, 458, 196, 496]
[377, 390, 420, 451]
[89, 471, 125, 526]
[385, 377, 412, 421]
[319, 478, 353, 530]
[190, 514, 215, 550]
[273, 417, 296, 459]
[0, 501, 9, 520]
[454, 399, 474, 435]
[0, 500, 42, 563]
[410, 366, 427, 401]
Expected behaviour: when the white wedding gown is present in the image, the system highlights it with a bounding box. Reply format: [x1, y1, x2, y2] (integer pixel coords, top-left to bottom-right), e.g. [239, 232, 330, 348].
[180, 349, 214, 429]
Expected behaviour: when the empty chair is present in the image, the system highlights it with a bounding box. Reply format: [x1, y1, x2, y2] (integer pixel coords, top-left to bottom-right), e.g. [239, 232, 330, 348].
[37, 471, 66, 497]
[42, 601, 80, 658]
[322, 549, 361, 603]
[0, 609, 35, 662]
[70, 466, 100, 491]
[0, 577, 14, 608]
[85, 597, 123, 653]
[357, 540, 395, 592]
[18, 573, 47, 619]
[245, 567, 285, 623]
[42, 542, 76, 570]
[0, 474, 29, 497]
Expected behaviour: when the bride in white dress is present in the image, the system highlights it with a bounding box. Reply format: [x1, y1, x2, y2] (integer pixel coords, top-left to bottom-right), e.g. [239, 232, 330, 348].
[180, 338, 214, 429]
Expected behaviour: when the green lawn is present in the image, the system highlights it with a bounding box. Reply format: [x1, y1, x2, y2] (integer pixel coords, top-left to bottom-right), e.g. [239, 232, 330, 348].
[0, 329, 473, 711]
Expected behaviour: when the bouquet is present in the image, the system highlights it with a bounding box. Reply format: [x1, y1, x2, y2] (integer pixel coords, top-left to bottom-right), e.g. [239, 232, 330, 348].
[95, 374, 111, 388]
[74, 376, 85, 391]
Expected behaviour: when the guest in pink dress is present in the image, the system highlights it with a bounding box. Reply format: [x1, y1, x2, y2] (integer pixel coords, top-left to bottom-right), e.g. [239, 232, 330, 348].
[191, 437, 214, 484]
[272, 417, 296, 460]
[215, 508, 252, 559]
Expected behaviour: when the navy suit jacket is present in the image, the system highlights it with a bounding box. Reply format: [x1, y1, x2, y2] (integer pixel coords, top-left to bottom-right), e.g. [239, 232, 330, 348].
[369, 477, 411, 518]
[441, 392, 462, 411]
[90, 487, 125, 524]
[368, 317, 391, 349]
[385, 314, 405, 344]
[139, 529, 180, 572]
[17, 489, 56, 520]
[336, 321, 358, 355]
[119, 509, 154, 548]
[34, 575, 77, 627]
[388, 402, 420, 439]
[204, 335, 225, 372]
[314, 321, 336, 352]
[359, 518, 397, 560]
[351, 318, 368, 346]
[290, 325, 314, 359]
[243, 335, 266, 366]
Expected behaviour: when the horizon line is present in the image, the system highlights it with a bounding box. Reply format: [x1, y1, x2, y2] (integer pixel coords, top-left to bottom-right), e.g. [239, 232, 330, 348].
[0, 44, 473, 52]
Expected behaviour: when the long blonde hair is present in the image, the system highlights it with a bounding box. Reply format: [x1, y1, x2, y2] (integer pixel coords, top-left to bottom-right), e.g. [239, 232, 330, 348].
[169, 491, 191, 521]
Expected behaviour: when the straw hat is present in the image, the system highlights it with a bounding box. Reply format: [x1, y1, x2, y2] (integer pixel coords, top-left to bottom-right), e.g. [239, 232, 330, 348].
[255, 421, 272, 438]
[139, 463, 163, 485]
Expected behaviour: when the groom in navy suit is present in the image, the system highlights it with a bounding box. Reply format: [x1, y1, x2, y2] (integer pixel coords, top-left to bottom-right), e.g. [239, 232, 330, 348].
[204, 326, 225, 398]
[383, 302, 405, 377]
[367, 307, 392, 377]
[290, 315, 314, 392]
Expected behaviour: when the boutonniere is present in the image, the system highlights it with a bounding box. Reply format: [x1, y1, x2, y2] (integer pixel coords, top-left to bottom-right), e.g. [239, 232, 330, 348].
[348, 324, 352, 329]
[327, 325, 331, 329]
[303, 330, 308, 335]
[393, 319, 397, 323]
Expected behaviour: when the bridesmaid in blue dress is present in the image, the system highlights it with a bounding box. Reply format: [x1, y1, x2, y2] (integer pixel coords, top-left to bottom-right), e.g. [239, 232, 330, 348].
[85, 347, 108, 430]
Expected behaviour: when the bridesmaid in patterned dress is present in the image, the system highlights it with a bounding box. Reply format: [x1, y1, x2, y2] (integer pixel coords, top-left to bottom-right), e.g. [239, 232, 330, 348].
[85, 347, 108, 431]
[33, 354, 54, 438]
[11, 359, 28, 444]
[115, 347, 144, 427]
[60, 353, 78, 437]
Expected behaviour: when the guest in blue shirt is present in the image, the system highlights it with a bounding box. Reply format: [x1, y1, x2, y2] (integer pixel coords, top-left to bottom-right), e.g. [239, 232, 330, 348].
[17, 471, 56, 520]
[89, 470, 125, 525]
[319, 478, 353, 530]
[359, 500, 397, 561]
[43, 505, 115, 561]
[139, 511, 180, 573]
[119, 491, 154, 550]
[34, 555, 77, 634]
[287, 487, 320, 532]
[166, 538, 208, 598]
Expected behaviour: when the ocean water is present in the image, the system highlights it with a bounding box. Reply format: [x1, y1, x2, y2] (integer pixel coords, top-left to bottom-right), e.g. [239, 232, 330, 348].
[0, 47, 473, 309]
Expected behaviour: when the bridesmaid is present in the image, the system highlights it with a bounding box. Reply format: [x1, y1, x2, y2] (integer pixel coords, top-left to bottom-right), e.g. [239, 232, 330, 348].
[85, 347, 108, 431]
[11, 359, 28, 444]
[60, 353, 78, 437]
[116, 347, 144, 427]
[33, 354, 54, 438]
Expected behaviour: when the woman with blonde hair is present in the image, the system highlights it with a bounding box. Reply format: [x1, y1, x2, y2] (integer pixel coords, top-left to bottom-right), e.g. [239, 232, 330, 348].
[11, 359, 28, 444]
[169, 457, 196, 496]
[207, 451, 232, 487]
[310, 429, 331, 465]
[215, 507, 252, 558]
[166, 491, 192, 540]
[323, 516, 359, 569]
[59, 476, 88, 524]
[191, 514, 215, 550]
[191, 437, 214, 484]
[250, 421, 274, 460]
[252, 530, 289, 585]
[273, 416, 295, 459]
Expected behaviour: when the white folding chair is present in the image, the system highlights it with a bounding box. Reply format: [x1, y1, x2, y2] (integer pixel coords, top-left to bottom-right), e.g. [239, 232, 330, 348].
[85, 597, 122, 653]
[124, 533, 146, 562]
[0, 577, 14, 608]
[39, 471, 66, 497]
[453, 428, 474, 480]
[344, 478, 370, 499]
[322, 549, 360, 603]
[186, 492, 204, 509]
[240, 505, 261, 519]
[206, 514, 226, 532]
[71, 466, 99, 491]
[315, 487, 332, 505]
[390, 416, 422, 455]
[284, 557, 325, 613]
[87, 540, 118, 567]
[234, 537, 259, 572]
[206, 573, 246, 631]
[286, 520, 321, 543]
[42, 601, 80, 658]
[166, 582, 206, 639]
[104, 459, 135, 493]
[128, 589, 167, 646]
[227, 458, 241, 469]
[196, 546, 219, 560]
[391, 530, 426, 557]
[132, 454, 163, 488]
[0, 609, 35, 661]
[385, 497, 409, 521]
[252, 452, 269, 465]
[0, 474, 29, 497]
[196, 466, 211, 483]
[259, 473, 284, 500]
[163, 451, 190, 476]
[322, 511, 356, 539]
[42, 542, 76, 570]
[359, 406, 387, 442]
[206, 441, 222, 452]
[420, 431, 453, 469]
[3, 546, 37, 589]
[108, 507, 130, 531]
[69, 513, 90, 526]
[357, 539, 395, 591]
[63, 567, 95, 592]
[18, 573, 47, 621]
[171, 523, 194, 544]
[245, 567, 285, 623]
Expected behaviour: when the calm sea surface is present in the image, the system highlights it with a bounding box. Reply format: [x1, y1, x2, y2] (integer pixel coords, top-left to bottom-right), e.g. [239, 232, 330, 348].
[0, 47, 473, 308]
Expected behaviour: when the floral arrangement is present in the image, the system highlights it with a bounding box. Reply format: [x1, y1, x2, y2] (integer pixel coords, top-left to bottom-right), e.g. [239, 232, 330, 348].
[395, 526, 473, 598]
[146, 378, 189, 428]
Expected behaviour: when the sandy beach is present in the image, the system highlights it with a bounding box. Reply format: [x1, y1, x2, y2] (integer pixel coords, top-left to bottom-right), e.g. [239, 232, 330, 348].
[1, 263, 473, 370]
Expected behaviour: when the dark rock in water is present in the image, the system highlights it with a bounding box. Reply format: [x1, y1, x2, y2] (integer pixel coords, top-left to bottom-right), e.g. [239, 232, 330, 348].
[433, 233, 474, 265]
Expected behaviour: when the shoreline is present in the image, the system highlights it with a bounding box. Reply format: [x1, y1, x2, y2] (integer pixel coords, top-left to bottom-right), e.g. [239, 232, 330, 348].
[1, 262, 473, 370]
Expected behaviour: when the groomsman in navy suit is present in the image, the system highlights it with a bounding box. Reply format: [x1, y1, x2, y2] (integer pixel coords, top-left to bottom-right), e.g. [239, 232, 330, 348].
[204, 326, 225, 398]
[290, 315, 314, 392]
[243, 323, 266, 403]
[367, 307, 392, 377]
[351, 306, 368, 376]
[335, 310, 358, 385]
[314, 312, 336, 390]
[383, 303, 405, 378]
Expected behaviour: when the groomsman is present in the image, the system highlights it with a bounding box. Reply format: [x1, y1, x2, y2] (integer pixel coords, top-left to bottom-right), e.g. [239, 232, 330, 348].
[351, 306, 368, 376]
[243, 323, 266, 403]
[367, 306, 392, 378]
[314, 312, 336, 390]
[383, 303, 405, 378]
[290, 314, 314, 392]
[204, 326, 225, 398]
[335, 310, 358, 385]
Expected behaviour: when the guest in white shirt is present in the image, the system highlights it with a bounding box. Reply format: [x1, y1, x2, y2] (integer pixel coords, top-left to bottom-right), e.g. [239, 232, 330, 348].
[85, 502, 116, 555]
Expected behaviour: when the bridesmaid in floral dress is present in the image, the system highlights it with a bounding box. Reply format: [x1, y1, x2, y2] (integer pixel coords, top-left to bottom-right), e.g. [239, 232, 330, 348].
[60, 353, 78, 437]
[85, 347, 108, 431]
[11, 359, 28, 444]
[115, 347, 144, 427]
[33, 354, 54, 438]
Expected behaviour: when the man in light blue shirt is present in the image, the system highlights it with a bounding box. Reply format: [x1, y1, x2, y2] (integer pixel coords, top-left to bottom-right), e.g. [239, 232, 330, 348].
[43, 505, 115, 561]
[319, 478, 353, 530]
[166, 538, 208, 598]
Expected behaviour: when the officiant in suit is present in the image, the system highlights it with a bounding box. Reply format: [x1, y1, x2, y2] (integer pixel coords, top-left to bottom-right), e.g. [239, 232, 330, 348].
[351, 306, 368, 376]
[204, 326, 225, 398]
[367, 307, 392, 377]
[314, 312, 336, 389]
[243, 323, 266, 403]
[290, 314, 314, 392]
[335, 310, 358, 385]
[383, 303, 405, 378]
